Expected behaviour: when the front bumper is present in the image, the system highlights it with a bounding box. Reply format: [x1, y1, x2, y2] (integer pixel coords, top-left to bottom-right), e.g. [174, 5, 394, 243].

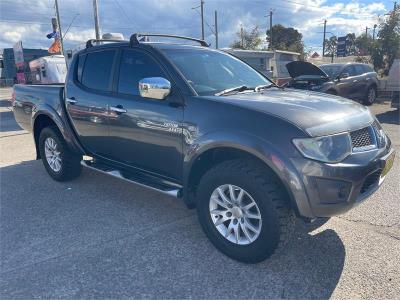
[290, 144, 395, 218]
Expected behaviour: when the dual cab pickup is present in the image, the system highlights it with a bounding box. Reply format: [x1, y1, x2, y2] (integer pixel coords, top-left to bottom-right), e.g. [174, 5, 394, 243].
[12, 34, 395, 263]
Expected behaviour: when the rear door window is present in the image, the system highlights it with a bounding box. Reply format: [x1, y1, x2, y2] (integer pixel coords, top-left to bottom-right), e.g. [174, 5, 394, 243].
[80, 50, 116, 92]
[343, 65, 357, 77]
[354, 65, 365, 75]
[363, 65, 373, 73]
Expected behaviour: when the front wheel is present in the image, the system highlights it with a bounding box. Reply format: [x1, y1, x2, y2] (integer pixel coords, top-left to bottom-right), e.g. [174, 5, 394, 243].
[196, 159, 295, 263]
[39, 126, 82, 181]
[363, 86, 377, 106]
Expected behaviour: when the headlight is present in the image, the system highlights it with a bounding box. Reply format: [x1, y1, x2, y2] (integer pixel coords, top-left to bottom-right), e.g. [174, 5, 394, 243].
[293, 133, 352, 163]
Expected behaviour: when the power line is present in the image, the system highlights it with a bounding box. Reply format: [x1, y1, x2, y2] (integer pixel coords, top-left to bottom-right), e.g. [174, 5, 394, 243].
[111, 0, 138, 29]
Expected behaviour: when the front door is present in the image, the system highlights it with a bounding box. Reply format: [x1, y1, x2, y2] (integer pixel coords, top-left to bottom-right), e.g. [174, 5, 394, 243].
[65, 49, 117, 156]
[106, 48, 184, 181]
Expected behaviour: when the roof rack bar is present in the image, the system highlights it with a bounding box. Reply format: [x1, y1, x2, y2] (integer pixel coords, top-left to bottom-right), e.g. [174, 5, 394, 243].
[86, 39, 126, 48]
[130, 33, 209, 47]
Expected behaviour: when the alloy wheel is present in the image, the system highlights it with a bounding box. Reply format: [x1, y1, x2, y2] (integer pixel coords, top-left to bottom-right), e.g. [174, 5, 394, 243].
[44, 137, 62, 172]
[209, 184, 262, 245]
[368, 88, 376, 104]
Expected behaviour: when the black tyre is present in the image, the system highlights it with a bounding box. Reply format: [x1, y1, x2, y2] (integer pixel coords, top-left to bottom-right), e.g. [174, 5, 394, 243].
[38, 126, 82, 181]
[326, 89, 337, 95]
[363, 86, 377, 106]
[196, 159, 295, 263]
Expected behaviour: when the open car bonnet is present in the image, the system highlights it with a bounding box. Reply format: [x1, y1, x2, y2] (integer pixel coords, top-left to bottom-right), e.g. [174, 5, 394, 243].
[286, 61, 329, 78]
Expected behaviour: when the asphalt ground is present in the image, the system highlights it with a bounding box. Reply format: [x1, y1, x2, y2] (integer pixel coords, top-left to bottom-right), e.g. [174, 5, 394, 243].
[0, 87, 399, 299]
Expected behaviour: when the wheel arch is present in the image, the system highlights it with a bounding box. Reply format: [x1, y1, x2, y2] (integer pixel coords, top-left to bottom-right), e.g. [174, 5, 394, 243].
[33, 113, 62, 159]
[183, 137, 312, 218]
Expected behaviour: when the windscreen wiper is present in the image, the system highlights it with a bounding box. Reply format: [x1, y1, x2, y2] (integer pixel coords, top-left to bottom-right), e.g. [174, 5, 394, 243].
[254, 84, 275, 92]
[215, 85, 250, 96]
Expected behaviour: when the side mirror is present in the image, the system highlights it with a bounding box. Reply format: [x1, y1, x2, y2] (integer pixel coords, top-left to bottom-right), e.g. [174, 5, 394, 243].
[138, 77, 171, 100]
[339, 73, 349, 79]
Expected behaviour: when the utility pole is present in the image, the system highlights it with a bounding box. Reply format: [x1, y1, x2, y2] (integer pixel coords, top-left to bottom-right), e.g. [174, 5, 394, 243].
[372, 25, 376, 41]
[269, 9, 273, 50]
[365, 26, 369, 36]
[214, 10, 218, 49]
[200, 0, 205, 40]
[322, 19, 327, 57]
[93, 0, 101, 40]
[54, 0, 64, 57]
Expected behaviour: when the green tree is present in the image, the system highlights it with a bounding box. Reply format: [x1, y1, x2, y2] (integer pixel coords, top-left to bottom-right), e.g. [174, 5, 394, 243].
[355, 33, 373, 55]
[346, 33, 357, 55]
[324, 36, 337, 57]
[373, 5, 400, 74]
[230, 26, 263, 50]
[266, 24, 305, 56]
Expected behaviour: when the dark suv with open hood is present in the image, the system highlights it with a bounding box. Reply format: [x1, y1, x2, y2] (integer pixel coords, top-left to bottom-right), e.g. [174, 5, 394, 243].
[286, 61, 379, 105]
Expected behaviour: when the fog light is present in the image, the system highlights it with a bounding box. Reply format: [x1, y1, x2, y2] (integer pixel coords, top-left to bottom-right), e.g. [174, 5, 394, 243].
[315, 178, 352, 204]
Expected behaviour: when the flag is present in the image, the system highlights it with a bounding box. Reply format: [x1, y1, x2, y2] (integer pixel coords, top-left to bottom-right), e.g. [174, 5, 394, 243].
[48, 39, 61, 53]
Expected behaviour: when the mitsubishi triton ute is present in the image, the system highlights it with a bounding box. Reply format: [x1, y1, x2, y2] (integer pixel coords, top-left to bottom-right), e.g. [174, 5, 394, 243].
[12, 34, 395, 263]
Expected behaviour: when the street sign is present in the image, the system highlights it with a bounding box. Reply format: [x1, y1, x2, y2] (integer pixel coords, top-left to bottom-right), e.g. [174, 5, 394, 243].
[337, 36, 347, 57]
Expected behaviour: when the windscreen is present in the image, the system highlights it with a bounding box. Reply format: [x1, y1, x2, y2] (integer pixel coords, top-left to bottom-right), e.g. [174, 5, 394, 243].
[161, 48, 271, 96]
[320, 65, 342, 79]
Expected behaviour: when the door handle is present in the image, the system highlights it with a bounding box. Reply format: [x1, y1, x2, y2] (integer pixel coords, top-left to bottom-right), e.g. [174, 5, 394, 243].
[110, 105, 127, 114]
[353, 80, 358, 83]
[66, 97, 77, 104]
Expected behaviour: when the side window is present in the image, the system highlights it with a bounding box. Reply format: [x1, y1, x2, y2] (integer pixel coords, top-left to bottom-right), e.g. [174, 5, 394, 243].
[81, 50, 116, 92]
[344, 66, 357, 77]
[363, 65, 373, 73]
[117, 49, 166, 95]
[76, 54, 86, 83]
[354, 65, 365, 75]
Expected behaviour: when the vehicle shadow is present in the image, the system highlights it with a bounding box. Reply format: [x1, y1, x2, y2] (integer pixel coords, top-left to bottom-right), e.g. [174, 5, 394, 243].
[0, 160, 345, 299]
[375, 109, 400, 125]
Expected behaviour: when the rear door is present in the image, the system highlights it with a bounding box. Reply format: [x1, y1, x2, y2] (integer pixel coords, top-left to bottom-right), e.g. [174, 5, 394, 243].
[65, 49, 117, 156]
[106, 48, 184, 181]
[336, 65, 358, 99]
[353, 64, 368, 99]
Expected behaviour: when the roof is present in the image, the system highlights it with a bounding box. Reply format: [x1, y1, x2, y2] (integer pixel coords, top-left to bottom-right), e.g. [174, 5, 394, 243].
[80, 40, 211, 53]
[319, 62, 367, 67]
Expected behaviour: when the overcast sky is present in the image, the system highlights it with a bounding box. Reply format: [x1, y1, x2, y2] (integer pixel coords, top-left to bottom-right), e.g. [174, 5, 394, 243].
[0, 0, 393, 53]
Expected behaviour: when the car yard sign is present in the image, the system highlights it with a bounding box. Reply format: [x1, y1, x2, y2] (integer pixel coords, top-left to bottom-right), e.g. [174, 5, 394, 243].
[337, 36, 347, 57]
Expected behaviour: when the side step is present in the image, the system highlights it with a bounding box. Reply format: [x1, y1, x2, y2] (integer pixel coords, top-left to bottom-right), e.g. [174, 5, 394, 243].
[81, 159, 182, 198]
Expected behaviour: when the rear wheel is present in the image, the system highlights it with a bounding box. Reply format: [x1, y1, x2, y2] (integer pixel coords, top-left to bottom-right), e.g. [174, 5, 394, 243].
[196, 159, 295, 263]
[39, 126, 82, 181]
[363, 86, 377, 106]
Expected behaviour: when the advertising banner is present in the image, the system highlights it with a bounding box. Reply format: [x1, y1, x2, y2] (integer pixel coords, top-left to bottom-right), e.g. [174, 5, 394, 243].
[13, 41, 24, 67]
[16, 72, 26, 84]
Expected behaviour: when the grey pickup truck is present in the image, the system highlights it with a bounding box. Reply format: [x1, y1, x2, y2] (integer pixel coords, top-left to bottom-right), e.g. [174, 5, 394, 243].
[12, 34, 395, 263]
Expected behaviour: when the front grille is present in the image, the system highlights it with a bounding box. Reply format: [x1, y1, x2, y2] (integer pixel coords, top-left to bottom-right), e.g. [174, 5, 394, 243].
[372, 121, 386, 148]
[360, 169, 382, 194]
[350, 126, 375, 151]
